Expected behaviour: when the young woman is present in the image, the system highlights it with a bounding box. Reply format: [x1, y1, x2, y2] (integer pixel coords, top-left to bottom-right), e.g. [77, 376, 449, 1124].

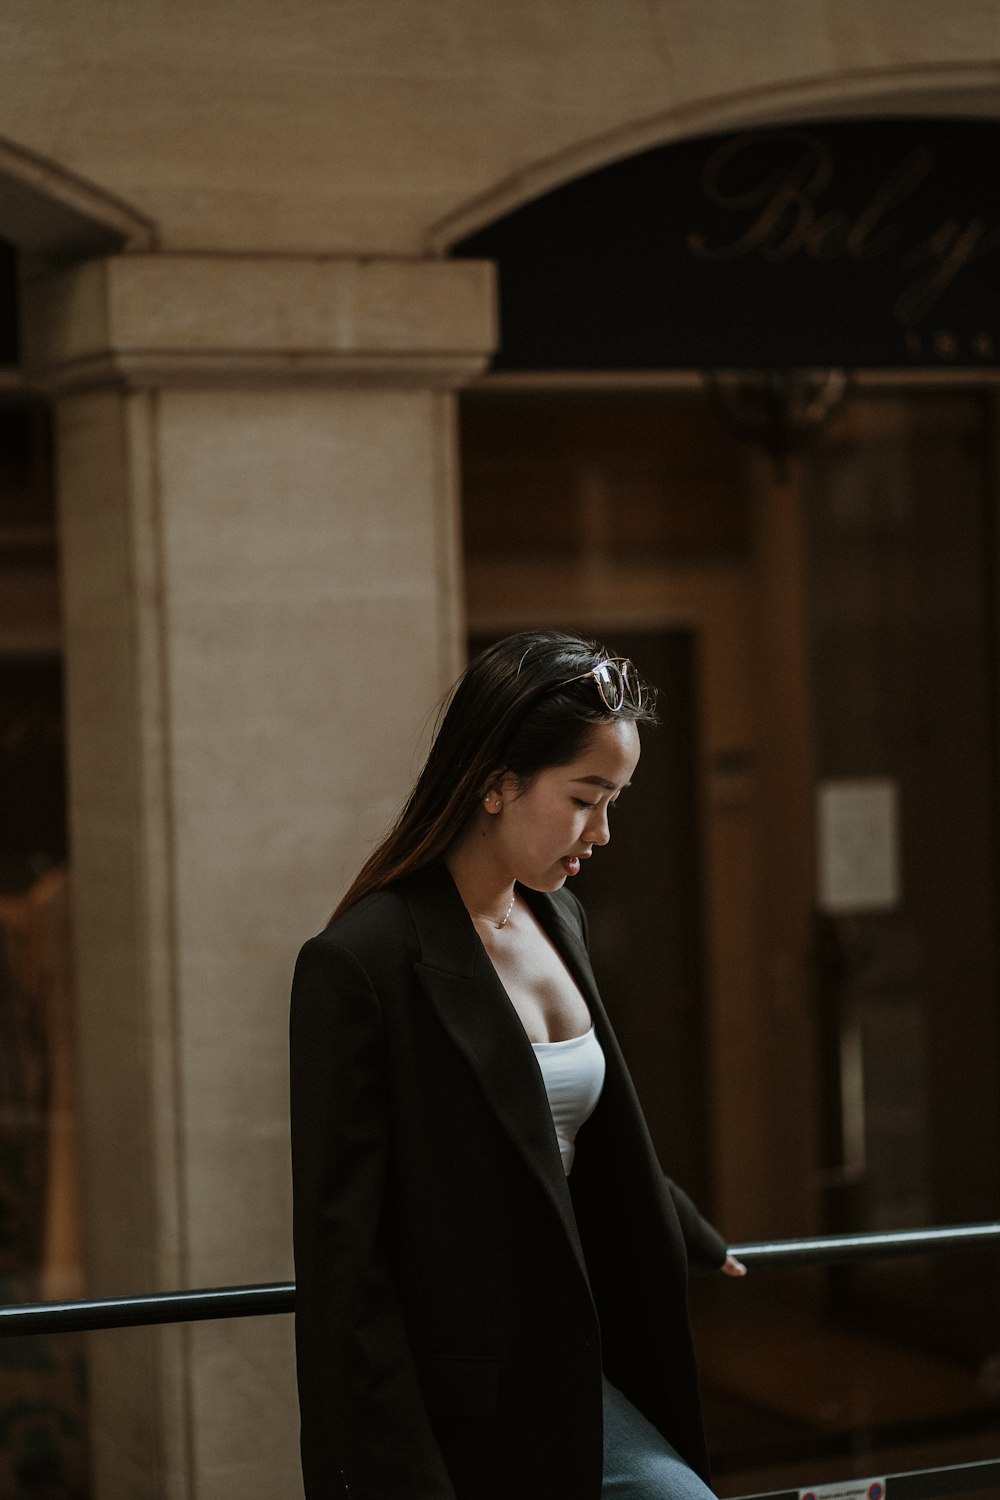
[290, 630, 745, 1500]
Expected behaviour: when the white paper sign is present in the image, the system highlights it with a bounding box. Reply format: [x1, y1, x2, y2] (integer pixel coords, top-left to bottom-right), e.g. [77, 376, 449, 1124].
[798, 1480, 886, 1500]
[817, 778, 900, 913]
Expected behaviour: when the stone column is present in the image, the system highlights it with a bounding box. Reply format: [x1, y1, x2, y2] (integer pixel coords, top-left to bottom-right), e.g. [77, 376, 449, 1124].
[22, 254, 495, 1500]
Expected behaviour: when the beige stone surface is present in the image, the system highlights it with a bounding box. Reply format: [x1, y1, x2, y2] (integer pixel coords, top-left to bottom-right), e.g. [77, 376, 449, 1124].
[0, 1, 996, 255]
[155, 382, 461, 1283]
[53, 289, 468, 1495]
[55, 387, 192, 1496]
[24, 254, 496, 388]
[55, 388, 183, 1300]
[188, 1317, 300, 1500]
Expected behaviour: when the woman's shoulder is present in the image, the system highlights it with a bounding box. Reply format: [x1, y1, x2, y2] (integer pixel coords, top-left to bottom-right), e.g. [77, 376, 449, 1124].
[300, 882, 418, 971]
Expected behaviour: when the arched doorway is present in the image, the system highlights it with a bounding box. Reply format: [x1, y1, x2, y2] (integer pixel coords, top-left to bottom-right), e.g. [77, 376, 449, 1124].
[452, 114, 1000, 1493]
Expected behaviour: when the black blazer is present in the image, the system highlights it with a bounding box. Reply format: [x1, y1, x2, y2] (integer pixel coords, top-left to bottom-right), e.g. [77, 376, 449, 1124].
[290, 862, 726, 1500]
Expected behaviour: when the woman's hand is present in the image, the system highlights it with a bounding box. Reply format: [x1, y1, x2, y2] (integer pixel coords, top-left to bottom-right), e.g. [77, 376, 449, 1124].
[721, 1253, 747, 1278]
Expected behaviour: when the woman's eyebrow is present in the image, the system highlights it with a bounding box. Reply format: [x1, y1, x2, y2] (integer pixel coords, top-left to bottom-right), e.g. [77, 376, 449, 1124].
[572, 776, 631, 790]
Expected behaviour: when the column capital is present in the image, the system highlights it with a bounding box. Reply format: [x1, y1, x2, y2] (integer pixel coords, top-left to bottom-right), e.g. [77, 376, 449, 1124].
[24, 253, 496, 391]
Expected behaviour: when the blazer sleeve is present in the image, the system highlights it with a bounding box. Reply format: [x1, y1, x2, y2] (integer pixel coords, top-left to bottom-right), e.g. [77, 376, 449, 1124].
[290, 934, 457, 1500]
[665, 1180, 727, 1274]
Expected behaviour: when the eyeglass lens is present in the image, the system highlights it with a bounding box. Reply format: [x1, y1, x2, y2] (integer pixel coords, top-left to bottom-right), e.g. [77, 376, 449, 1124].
[593, 661, 626, 711]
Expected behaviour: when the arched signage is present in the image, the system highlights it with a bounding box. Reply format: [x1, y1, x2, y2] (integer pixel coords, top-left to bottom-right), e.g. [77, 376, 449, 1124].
[454, 119, 1000, 370]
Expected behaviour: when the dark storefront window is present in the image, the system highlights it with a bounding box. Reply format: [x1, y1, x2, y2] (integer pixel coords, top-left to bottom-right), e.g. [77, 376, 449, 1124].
[460, 381, 1000, 1494]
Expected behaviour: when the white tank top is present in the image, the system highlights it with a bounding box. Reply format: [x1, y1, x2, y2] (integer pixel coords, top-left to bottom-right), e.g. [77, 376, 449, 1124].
[530, 1026, 606, 1175]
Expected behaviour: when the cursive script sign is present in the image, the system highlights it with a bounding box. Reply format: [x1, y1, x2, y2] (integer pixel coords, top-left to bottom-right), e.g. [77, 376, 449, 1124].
[456, 119, 1000, 369]
[687, 131, 1000, 337]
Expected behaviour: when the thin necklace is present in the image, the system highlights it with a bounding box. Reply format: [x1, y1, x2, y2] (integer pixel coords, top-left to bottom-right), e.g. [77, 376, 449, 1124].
[470, 893, 516, 929]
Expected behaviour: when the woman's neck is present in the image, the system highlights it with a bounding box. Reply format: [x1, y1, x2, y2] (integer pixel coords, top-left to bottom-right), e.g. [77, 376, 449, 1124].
[445, 833, 517, 930]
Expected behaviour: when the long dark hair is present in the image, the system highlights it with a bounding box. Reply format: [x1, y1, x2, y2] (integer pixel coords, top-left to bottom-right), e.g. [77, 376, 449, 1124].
[329, 630, 658, 922]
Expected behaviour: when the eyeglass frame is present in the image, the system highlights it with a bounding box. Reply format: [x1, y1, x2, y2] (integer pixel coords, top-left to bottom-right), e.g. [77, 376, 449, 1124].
[559, 657, 647, 713]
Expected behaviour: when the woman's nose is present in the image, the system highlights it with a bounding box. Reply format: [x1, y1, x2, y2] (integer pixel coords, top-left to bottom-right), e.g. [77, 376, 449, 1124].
[587, 805, 611, 845]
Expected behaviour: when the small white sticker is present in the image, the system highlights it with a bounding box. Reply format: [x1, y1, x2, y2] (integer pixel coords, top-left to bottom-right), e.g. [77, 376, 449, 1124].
[798, 1480, 886, 1500]
[817, 778, 900, 913]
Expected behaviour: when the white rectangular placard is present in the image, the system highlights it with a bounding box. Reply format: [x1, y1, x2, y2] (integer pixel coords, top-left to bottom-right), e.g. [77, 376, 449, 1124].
[798, 1480, 886, 1500]
[817, 778, 900, 914]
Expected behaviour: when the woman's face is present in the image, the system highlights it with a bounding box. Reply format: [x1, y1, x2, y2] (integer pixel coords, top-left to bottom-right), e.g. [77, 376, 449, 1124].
[491, 718, 641, 892]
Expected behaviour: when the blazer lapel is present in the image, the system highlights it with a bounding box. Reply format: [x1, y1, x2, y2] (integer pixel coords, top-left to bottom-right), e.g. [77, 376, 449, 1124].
[521, 884, 632, 1101]
[522, 886, 607, 1030]
[404, 865, 591, 1291]
[524, 886, 687, 1261]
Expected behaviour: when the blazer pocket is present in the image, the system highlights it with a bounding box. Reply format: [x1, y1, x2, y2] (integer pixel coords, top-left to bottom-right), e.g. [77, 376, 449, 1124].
[416, 1354, 501, 1419]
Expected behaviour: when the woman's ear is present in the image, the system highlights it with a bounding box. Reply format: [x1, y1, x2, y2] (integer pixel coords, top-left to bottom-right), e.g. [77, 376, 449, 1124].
[480, 769, 507, 813]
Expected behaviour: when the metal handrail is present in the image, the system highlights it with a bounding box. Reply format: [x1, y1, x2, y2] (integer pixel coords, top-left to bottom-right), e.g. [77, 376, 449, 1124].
[3, 1220, 1000, 1336]
[1, 1223, 998, 1500]
[0, 1280, 294, 1336]
[728, 1219, 1000, 1267]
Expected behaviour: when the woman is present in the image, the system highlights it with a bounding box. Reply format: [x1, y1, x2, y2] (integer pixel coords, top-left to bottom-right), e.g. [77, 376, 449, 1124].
[290, 630, 745, 1500]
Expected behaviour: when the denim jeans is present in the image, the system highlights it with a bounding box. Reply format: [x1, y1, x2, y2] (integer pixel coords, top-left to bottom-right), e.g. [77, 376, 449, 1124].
[601, 1379, 717, 1500]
